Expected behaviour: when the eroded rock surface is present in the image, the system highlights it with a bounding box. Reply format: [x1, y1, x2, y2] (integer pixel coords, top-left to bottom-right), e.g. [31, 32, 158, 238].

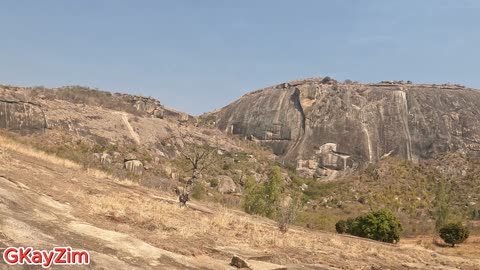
[214, 79, 480, 176]
[0, 99, 47, 133]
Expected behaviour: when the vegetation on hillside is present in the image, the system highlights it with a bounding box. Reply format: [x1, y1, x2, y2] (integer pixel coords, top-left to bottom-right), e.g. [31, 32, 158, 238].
[336, 210, 403, 243]
[439, 223, 470, 247]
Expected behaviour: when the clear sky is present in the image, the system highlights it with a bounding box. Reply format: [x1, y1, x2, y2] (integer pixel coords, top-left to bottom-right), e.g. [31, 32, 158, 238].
[0, 0, 479, 115]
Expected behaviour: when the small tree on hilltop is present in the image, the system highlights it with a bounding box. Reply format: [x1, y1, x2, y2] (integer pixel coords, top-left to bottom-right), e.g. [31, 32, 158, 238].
[439, 223, 469, 247]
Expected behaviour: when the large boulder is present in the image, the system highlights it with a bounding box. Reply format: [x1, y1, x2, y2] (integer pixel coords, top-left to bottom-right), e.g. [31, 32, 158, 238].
[217, 175, 236, 194]
[125, 159, 144, 176]
[0, 99, 47, 133]
[213, 79, 480, 174]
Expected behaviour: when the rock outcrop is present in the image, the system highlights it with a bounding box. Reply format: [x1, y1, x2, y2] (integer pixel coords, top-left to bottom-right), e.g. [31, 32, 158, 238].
[116, 93, 190, 122]
[0, 99, 47, 133]
[124, 154, 144, 176]
[217, 175, 237, 194]
[214, 78, 480, 176]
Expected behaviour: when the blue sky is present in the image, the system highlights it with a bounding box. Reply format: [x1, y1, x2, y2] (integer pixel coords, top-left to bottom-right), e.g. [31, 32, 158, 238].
[1, 0, 479, 115]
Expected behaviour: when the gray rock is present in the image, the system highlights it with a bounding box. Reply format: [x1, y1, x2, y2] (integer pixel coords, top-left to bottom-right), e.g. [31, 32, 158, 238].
[217, 175, 236, 194]
[100, 152, 112, 165]
[112, 152, 122, 162]
[144, 162, 153, 171]
[125, 159, 143, 176]
[214, 79, 480, 174]
[0, 99, 47, 133]
[230, 255, 250, 269]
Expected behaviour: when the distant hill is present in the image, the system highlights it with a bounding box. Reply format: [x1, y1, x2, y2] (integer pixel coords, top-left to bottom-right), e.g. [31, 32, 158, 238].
[211, 78, 480, 179]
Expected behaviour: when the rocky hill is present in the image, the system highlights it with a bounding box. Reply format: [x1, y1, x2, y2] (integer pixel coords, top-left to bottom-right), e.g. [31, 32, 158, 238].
[212, 78, 480, 178]
[0, 84, 277, 200]
[1, 82, 480, 269]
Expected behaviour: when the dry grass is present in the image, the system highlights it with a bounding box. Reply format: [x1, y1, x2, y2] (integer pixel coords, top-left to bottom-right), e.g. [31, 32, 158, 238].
[403, 235, 480, 259]
[81, 191, 318, 250]
[0, 134, 81, 169]
[86, 168, 139, 186]
[0, 134, 138, 187]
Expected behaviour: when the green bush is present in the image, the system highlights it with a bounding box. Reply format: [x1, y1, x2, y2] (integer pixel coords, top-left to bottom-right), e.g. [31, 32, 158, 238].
[242, 166, 283, 218]
[439, 223, 469, 247]
[340, 210, 402, 243]
[335, 220, 348, 234]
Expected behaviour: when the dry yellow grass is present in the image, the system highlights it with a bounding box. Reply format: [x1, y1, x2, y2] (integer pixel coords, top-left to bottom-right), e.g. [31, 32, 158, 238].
[0, 134, 81, 169]
[0, 134, 138, 187]
[82, 191, 317, 250]
[86, 168, 139, 186]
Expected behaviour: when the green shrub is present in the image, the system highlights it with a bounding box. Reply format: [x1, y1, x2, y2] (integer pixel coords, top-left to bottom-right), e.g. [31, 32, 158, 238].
[335, 220, 348, 234]
[242, 166, 283, 218]
[471, 208, 480, 220]
[209, 178, 219, 188]
[345, 210, 402, 243]
[439, 223, 469, 247]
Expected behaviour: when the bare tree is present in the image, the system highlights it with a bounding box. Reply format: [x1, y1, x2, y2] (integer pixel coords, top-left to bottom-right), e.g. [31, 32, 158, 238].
[172, 129, 218, 206]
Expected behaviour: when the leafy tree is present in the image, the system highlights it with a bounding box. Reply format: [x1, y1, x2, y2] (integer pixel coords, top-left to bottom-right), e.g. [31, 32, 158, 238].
[439, 223, 469, 247]
[345, 210, 402, 243]
[242, 166, 283, 218]
[242, 176, 268, 216]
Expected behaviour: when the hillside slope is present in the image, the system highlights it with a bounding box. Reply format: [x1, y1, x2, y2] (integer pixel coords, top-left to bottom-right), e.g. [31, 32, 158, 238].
[1, 135, 479, 269]
[212, 78, 480, 177]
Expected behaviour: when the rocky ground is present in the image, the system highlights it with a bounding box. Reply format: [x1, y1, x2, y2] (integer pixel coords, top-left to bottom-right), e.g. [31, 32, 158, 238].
[1, 135, 479, 269]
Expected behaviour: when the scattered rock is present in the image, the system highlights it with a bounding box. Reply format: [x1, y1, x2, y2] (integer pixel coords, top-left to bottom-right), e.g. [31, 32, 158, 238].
[300, 183, 308, 191]
[125, 159, 143, 176]
[217, 175, 236, 194]
[100, 152, 112, 165]
[230, 255, 287, 270]
[164, 165, 172, 176]
[144, 163, 153, 171]
[231, 255, 250, 269]
[112, 152, 122, 162]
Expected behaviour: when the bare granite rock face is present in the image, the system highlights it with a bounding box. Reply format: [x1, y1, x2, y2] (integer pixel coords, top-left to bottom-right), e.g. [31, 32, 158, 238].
[0, 99, 47, 133]
[214, 79, 480, 176]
